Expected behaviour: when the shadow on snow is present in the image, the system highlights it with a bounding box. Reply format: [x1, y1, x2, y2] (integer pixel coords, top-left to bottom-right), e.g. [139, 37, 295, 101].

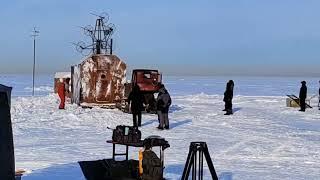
[23, 163, 84, 180]
[170, 119, 192, 129]
[165, 164, 233, 180]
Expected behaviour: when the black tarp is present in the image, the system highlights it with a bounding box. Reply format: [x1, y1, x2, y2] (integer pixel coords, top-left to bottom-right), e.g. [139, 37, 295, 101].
[79, 159, 138, 180]
[0, 84, 12, 107]
[0, 84, 15, 180]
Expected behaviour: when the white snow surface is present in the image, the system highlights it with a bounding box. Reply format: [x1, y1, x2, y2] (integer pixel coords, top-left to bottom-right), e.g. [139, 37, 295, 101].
[2, 75, 320, 179]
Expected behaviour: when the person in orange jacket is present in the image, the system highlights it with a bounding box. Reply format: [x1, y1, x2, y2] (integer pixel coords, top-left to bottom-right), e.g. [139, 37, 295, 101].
[57, 79, 66, 109]
[57, 78, 70, 109]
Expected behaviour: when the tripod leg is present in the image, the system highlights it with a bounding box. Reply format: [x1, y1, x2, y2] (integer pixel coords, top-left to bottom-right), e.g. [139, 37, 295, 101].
[182, 149, 195, 180]
[192, 150, 197, 180]
[203, 145, 218, 180]
[199, 150, 203, 180]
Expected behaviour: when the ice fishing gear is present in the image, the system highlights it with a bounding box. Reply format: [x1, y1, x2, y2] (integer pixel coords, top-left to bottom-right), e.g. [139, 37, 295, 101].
[141, 149, 162, 180]
[141, 136, 169, 180]
[112, 125, 141, 143]
[143, 135, 170, 150]
[80, 135, 170, 179]
[181, 142, 218, 180]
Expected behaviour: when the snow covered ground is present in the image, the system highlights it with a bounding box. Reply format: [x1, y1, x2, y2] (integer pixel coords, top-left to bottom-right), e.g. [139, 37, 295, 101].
[1, 75, 320, 179]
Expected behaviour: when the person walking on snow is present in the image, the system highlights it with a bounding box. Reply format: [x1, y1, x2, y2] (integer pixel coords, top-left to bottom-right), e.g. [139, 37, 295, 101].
[299, 81, 307, 112]
[223, 80, 234, 115]
[157, 84, 171, 130]
[128, 84, 144, 127]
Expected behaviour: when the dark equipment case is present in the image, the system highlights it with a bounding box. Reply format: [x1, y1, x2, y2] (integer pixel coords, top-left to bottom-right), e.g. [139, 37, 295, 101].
[79, 135, 170, 180]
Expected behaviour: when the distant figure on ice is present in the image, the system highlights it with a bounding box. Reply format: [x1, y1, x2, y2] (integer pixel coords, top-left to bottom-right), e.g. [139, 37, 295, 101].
[223, 80, 234, 115]
[157, 84, 171, 130]
[128, 84, 144, 127]
[57, 78, 70, 109]
[299, 81, 307, 112]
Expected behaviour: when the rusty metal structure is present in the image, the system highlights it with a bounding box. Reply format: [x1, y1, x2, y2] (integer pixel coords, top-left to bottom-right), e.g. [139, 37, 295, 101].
[71, 55, 126, 107]
[119, 69, 162, 113]
[71, 13, 126, 107]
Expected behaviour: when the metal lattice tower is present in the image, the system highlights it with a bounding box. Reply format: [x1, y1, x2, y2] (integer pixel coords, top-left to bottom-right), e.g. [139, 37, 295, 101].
[75, 13, 115, 55]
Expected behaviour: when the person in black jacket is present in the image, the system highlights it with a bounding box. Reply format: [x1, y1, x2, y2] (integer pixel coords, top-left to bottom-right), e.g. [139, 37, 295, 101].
[157, 84, 171, 130]
[128, 85, 144, 127]
[223, 80, 234, 115]
[299, 81, 307, 112]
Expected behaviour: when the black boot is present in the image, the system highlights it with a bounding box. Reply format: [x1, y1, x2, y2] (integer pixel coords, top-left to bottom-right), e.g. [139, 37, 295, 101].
[224, 110, 233, 115]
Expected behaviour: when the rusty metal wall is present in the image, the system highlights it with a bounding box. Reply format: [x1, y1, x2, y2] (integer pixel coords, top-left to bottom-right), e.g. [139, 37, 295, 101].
[80, 54, 126, 104]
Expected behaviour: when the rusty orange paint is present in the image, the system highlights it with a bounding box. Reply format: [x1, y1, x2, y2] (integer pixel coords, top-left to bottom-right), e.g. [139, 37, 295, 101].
[79, 54, 126, 104]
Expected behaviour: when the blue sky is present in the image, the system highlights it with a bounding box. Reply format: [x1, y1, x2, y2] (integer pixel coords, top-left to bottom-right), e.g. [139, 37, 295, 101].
[1, 0, 320, 75]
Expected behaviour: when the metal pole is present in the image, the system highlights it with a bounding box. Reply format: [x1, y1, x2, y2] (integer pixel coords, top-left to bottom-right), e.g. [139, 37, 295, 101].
[31, 27, 39, 96]
[32, 37, 35, 96]
[110, 38, 113, 55]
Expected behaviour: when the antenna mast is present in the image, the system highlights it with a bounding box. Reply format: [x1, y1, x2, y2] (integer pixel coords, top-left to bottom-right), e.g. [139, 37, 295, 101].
[75, 13, 115, 56]
[31, 27, 39, 96]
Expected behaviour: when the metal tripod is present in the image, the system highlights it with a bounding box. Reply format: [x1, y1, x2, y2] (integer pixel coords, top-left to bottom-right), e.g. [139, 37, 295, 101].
[181, 142, 218, 180]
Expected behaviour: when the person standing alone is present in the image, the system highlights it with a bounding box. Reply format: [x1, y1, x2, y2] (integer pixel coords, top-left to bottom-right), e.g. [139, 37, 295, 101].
[57, 78, 70, 109]
[299, 81, 307, 112]
[128, 85, 144, 127]
[223, 80, 234, 115]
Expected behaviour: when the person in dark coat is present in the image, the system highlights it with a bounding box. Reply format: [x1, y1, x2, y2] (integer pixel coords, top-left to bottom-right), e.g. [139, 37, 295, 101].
[142, 140, 162, 180]
[157, 84, 171, 130]
[223, 80, 234, 115]
[299, 81, 307, 112]
[128, 85, 144, 127]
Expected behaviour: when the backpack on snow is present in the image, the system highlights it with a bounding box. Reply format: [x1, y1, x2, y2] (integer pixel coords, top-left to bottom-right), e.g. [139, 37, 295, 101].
[112, 125, 141, 143]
